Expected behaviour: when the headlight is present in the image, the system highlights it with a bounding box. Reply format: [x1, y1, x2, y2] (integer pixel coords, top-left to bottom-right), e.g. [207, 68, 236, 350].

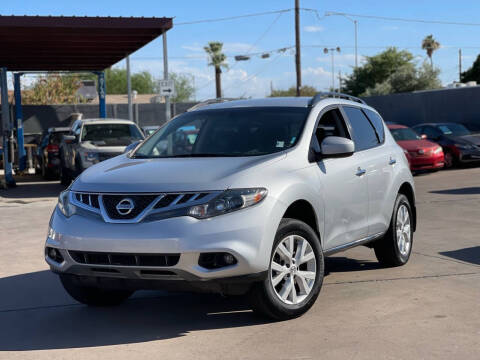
[188, 188, 267, 219]
[433, 146, 443, 154]
[454, 143, 474, 150]
[57, 190, 76, 217]
[82, 151, 99, 163]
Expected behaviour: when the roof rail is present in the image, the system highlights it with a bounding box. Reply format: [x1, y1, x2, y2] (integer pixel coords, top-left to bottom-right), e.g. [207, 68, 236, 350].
[309, 92, 365, 107]
[186, 98, 240, 112]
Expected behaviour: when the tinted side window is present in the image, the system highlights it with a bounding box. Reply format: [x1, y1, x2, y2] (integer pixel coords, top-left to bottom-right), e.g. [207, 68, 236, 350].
[423, 126, 441, 139]
[363, 109, 385, 143]
[343, 107, 379, 151]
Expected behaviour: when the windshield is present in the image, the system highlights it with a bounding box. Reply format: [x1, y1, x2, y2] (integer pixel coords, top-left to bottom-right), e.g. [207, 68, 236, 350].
[81, 123, 143, 146]
[390, 128, 421, 141]
[133, 107, 309, 158]
[438, 124, 471, 137]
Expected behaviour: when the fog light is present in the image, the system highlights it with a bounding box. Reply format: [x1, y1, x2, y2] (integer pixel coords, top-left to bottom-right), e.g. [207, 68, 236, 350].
[46, 247, 64, 263]
[198, 252, 238, 269]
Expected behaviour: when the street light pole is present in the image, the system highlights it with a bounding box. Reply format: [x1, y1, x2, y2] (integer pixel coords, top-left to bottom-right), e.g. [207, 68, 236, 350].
[324, 47, 341, 91]
[295, 0, 302, 96]
[326, 12, 358, 69]
[354, 20, 358, 69]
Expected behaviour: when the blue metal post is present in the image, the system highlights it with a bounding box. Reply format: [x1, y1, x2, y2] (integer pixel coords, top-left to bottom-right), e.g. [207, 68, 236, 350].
[14, 73, 26, 171]
[1, 67, 15, 187]
[97, 71, 106, 118]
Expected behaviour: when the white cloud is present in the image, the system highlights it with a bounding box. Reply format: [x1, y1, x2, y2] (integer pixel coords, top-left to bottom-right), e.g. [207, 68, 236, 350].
[304, 25, 324, 33]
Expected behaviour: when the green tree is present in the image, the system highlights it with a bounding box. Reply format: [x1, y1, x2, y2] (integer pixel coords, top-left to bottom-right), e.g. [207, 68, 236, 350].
[104, 68, 156, 94]
[270, 85, 318, 97]
[343, 47, 414, 96]
[168, 73, 195, 102]
[204, 42, 228, 98]
[23, 74, 86, 104]
[461, 54, 480, 83]
[421, 35, 441, 66]
[363, 62, 441, 96]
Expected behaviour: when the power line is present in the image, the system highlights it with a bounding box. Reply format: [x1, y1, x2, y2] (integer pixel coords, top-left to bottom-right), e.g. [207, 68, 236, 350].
[323, 11, 480, 27]
[175, 9, 291, 25]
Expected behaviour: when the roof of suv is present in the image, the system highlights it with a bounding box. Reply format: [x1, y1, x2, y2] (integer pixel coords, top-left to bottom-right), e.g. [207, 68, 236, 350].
[76, 118, 137, 125]
[196, 97, 312, 110]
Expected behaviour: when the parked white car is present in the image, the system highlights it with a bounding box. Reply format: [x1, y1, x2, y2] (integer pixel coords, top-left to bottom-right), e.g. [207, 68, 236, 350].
[59, 118, 144, 185]
[46, 94, 416, 320]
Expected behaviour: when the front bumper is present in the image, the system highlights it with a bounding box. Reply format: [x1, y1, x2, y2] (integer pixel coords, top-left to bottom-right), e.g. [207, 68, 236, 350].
[45, 196, 281, 288]
[409, 152, 444, 171]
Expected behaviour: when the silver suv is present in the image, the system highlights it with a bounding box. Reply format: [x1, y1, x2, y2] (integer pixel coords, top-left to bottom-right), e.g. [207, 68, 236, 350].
[59, 118, 144, 185]
[45, 94, 416, 320]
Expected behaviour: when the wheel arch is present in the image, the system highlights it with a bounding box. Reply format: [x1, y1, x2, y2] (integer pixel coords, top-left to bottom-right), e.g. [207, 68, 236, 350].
[398, 182, 416, 232]
[282, 199, 321, 243]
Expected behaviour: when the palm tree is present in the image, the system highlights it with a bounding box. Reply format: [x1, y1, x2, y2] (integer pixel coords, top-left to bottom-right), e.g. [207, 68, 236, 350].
[422, 35, 440, 66]
[204, 42, 228, 98]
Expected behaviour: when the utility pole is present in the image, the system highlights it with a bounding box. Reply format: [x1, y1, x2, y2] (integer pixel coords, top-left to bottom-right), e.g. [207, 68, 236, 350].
[459, 49, 462, 83]
[295, 0, 302, 96]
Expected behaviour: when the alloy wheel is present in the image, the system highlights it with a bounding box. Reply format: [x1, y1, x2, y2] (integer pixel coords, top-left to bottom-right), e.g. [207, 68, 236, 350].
[270, 235, 317, 305]
[396, 204, 412, 256]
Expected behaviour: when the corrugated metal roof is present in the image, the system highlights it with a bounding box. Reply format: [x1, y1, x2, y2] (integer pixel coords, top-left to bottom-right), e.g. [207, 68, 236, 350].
[0, 15, 173, 71]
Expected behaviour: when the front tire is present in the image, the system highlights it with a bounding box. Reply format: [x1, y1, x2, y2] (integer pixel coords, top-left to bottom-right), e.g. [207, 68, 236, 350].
[374, 194, 413, 267]
[248, 218, 324, 320]
[59, 274, 133, 306]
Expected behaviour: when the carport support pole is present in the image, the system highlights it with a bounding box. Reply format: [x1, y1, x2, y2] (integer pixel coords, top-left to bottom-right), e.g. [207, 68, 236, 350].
[14, 73, 26, 171]
[126, 56, 134, 122]
[97, 71, 106, 118]
[1, 67, 15, 187]
[163, 31, 171, 122]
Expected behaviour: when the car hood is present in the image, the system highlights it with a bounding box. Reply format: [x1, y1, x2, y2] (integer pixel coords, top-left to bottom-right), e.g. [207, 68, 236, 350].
[458, 134, 480, 146]
[396, 139, 439, 151]
[71, 152, 287, 192]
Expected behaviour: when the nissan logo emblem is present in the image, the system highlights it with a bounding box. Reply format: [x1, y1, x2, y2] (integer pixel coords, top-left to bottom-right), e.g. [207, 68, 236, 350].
[116, 198, 135, 215]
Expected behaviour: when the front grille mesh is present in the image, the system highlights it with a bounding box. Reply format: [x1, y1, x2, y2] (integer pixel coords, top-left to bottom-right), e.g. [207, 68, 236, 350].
[72, 191, 216, 222]
[75, 193, 100, 209]
[102, 194, 158, 219]
[69, 251, 180, 267]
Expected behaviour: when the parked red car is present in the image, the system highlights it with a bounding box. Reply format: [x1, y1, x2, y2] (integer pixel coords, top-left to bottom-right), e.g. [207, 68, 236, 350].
[388, 124, 444, 172]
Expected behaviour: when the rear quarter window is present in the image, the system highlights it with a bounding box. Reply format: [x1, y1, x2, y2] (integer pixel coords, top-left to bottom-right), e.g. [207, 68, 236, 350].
[343, 106, 380, 152]
[363, 109, 385, 143]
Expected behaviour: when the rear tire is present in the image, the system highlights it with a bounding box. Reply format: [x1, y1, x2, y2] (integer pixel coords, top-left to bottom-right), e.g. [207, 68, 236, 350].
[248, 218, 324, 320]
[374, 194, 413, 267]
[60, 274, 133, 306]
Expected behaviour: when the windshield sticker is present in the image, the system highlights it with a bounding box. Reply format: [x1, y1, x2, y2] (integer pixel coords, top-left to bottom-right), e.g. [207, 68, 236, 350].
[438, 126, 452, 135]
[276, 141, 285, 148]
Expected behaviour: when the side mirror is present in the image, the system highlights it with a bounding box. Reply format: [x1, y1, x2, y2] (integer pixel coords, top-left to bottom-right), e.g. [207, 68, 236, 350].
[421, 134, 427, 139]
[124, 140, 142, 154]
[63, 135, 76, 144]
[320, 136, 355, 158]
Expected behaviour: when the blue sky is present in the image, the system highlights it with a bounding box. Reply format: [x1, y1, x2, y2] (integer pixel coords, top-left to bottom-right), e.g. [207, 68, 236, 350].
[3, 0, 480, 99]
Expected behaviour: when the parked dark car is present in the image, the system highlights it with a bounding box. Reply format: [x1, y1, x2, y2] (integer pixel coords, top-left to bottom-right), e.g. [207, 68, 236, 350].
[37, 127, 70, 179]
[412, 123, 480, 168]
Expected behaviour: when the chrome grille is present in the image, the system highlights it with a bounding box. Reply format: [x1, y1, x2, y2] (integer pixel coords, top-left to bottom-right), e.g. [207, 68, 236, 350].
[71, 191, 219, 223]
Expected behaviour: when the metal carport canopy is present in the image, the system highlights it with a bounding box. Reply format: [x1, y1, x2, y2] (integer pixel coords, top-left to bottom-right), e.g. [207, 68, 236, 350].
[0, 15, 173, 71]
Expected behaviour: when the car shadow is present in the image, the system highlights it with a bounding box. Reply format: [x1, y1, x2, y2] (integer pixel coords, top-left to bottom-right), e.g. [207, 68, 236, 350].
[324, 256, 382, 276]
[0, 176, 65, 200]
[0, 270, 268, 351]
[429, 187, 480, 195]
[439, 246, 480, 266]
[0, 255, 382, 350]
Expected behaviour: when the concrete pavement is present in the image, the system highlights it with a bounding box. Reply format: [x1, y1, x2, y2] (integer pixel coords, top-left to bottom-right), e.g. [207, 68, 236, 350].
[1, 169, 479, 359]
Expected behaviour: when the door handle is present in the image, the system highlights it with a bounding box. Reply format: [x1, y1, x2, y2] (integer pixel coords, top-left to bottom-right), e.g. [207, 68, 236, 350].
[389, 157, 397, 165]
[356, 167, 366, 176]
